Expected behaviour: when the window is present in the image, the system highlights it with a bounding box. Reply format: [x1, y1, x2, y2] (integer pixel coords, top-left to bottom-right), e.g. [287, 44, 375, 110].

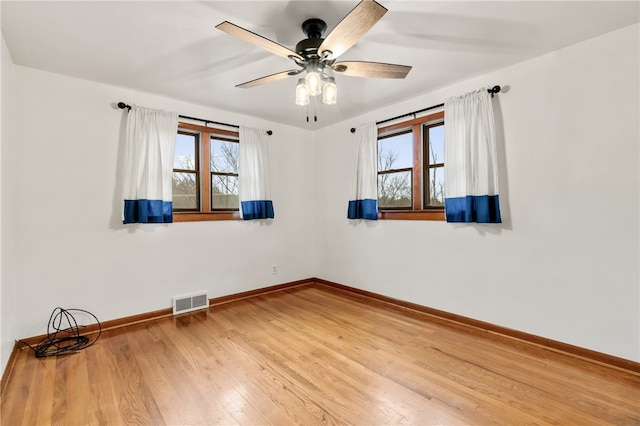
[377, 111, 445, 220]
[172, 122, 241, 222]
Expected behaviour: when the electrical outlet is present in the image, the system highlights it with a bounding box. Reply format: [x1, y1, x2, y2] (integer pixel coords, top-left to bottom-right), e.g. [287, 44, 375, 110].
[272, 264, 278, 274]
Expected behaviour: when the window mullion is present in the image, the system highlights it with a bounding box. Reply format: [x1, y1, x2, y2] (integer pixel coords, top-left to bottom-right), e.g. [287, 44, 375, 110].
[201, 131, 212, 212]
[412, 123, 422, 210]
[422, 125, 429, 209]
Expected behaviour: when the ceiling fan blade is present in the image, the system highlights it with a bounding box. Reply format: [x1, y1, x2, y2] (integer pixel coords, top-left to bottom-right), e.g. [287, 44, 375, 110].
[216, 21, 303, 61]
[332, 61, 412, 79]
[318, 0, 387, 60]
[236, 69, 301, 89]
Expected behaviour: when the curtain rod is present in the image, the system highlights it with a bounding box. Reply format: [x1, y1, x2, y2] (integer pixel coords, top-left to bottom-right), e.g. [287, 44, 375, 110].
[349, 85, 501, 133]
[117, 102, 273, 135]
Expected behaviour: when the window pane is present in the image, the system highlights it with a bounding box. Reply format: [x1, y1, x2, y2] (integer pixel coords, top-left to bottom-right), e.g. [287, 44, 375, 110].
[172, 172, 198, 210]
[378, 171, 412, 209]
[212, 175, 239, 210]
[378, 132, 412, 171]
[428, 124, 444, 165]
[175, 133, 196, 170]
[211, 138, 238, 173]
[427, 167, 445, 207]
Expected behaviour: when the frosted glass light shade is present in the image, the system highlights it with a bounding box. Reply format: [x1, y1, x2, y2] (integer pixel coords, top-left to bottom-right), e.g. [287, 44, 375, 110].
[295, 78, 309, 106]
[305, 71, 322, 96]
[322, 77, 337, 105]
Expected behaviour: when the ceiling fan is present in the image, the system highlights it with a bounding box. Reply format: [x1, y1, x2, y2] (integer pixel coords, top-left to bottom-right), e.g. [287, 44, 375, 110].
[215, 0, 411, 113]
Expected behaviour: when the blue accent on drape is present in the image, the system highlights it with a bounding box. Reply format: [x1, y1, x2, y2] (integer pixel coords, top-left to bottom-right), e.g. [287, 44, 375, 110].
[241, 200, 274, 220]
[445, 195, 501, 223]
[348, 199, 378, 220]
[123, 199, 173, 224]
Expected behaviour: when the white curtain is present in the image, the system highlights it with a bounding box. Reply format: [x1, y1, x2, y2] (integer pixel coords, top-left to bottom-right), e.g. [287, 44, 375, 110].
[239, 126, 274, 220]
[347, 122, 378, 220]
[444, 88, 501, 223]
[122, 105, 178, 224]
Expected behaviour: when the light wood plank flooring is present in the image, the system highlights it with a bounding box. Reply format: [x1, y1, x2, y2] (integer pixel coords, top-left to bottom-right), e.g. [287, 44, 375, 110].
[2, 284, 639, 425]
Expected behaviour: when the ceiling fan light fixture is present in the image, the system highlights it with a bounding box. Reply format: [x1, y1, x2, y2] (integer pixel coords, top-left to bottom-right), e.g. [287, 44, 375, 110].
[322, 77, 337, 105]
[217, 1, 411, 118]
[295, 78, 310, 106]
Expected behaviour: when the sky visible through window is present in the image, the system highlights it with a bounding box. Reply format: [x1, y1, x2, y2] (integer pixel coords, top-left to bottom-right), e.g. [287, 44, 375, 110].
[378, 132, 412, 169]
[430, 125, 444, 164]
[174, 133, 195, 169]
[378, 125, 444, 169]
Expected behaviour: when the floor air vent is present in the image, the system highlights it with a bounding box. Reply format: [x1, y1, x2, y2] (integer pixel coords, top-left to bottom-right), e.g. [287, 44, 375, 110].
[173, 291, 209, 315]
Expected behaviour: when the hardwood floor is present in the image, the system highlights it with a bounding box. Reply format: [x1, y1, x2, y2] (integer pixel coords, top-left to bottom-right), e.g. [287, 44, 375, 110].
[2, 283, 639, 425]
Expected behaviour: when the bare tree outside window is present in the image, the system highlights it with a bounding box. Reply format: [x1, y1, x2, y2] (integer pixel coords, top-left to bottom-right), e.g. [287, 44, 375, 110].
[377, 149, 411, 208]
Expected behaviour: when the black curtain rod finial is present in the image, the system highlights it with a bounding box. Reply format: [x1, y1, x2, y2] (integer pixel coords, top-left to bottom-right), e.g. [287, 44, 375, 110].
[350, 127, 356, 133]
[117, 102, 131, 111]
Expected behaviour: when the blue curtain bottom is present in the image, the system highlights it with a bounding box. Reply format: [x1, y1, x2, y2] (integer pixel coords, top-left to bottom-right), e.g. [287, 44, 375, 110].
[445, 195, 502, 223]
[241, 200, 274, 220]
[347, 199, 378, 220]
[123, 199, 173, 224]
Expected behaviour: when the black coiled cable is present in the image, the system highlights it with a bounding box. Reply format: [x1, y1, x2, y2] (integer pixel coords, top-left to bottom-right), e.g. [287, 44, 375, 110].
[18, 307, 101, 357]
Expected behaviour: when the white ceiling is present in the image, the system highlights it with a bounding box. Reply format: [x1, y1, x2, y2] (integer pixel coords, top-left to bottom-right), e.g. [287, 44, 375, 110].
[2, 1, 638, 129]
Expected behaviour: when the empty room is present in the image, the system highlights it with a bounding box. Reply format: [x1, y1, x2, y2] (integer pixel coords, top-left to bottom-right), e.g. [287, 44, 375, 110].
[1, 1, 639, 424]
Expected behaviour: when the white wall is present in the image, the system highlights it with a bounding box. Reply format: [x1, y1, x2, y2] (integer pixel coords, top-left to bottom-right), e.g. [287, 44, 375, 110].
[314, 24, 640, 362]
[9, 66, 316, 339]
[1, 33, 18, 374]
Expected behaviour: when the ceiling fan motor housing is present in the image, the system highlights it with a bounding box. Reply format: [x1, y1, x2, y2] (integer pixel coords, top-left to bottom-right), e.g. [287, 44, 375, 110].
[301, 18, 327, 38]
[295, 37, 324, 59]
[297, 19, 328, 59]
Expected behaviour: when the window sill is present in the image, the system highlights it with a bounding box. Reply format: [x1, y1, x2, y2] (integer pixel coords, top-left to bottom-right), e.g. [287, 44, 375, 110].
[174, 211, 241, 222]
[378, 209, 445, 221]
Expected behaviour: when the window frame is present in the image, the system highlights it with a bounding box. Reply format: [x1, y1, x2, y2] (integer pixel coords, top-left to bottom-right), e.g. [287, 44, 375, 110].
[376, 111, 445, 221]
[173, 122, 241, 222]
